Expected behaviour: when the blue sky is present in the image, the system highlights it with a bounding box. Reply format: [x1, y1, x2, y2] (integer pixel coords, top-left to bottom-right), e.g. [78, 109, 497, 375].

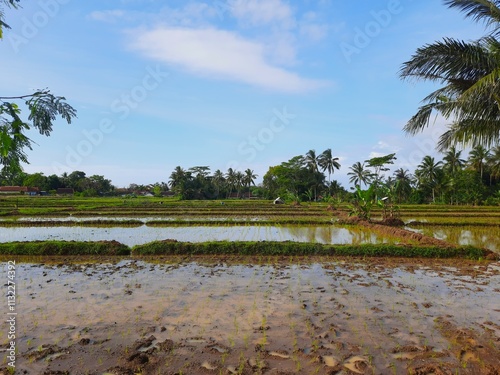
[0, 0, 487, 188]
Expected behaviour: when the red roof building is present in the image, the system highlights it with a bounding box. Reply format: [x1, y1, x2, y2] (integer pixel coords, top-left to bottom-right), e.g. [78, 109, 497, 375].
[0, 186, 39, 195]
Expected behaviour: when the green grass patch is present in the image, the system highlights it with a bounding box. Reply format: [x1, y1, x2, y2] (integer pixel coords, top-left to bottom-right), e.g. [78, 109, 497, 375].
[132, 241, 493, 259]
[0, 240, 493, 259]
[0, 219, 144, 227]
[0, 241, 130, 256]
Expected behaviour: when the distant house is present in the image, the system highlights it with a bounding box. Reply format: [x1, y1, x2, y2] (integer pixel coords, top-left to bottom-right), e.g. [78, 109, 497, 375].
[0, 186, 39, 195]
[57, 188, 74, 195]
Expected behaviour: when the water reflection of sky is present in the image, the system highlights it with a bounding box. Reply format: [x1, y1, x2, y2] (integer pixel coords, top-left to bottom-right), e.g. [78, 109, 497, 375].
[406, 226, 499, 252]
[0, 225, 392, 247]
[0, 216, 267, 222]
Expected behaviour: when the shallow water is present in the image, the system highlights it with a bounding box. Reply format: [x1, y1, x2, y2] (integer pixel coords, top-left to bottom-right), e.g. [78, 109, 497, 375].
[1, 216, 266, 222]
[0, 225, 391, 246]
[6, 258, 500, 374]
[407, 225, 500, 252]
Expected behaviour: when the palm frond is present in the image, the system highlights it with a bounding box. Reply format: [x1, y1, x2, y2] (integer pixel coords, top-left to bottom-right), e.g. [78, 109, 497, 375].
[444, 0, 500, 35]
[400, 38, 494, 82]
[459, 66, 500, 105]
[437, 118, 500, 150]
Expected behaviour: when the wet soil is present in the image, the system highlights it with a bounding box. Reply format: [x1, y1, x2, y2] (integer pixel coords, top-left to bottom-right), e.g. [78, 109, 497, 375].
[2, 256, 499, 374]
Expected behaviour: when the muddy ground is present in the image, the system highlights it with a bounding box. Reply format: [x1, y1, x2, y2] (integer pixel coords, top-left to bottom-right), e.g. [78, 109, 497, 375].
[2, 256, 499, 374]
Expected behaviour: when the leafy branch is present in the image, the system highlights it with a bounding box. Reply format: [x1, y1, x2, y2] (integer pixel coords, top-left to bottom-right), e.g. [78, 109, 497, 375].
[0, 90, 77, 172]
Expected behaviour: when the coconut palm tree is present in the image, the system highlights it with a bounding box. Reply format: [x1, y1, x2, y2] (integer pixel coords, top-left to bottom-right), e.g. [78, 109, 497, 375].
[416, 156, 443, 202]
[348, 162, 372, 188]
[169, 166, 189, 197]
[304, 150, 323, 200]
[305, 149, 319, 173]
[225, 168, 237, 198]
[243, 169, 257, 198]
[443, 146, 466, 177]
[318, 148, 341, 185]
[468, 145, 491, 179]
[235, 171, 244, 198]
[487, 145, 500, 182]
[400, 0, 500, 150]
[212, 169, 225, 198]
[189, 166, 210, 180]
[393, 168, 413, 203]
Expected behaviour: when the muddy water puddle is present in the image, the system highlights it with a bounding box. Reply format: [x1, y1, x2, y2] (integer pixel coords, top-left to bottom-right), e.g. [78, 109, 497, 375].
[0, 225, 391, 246]
[3, 258, 499, 374]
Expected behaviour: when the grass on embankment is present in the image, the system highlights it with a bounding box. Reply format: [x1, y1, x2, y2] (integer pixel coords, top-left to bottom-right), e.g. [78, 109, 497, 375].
[0, 241, 130, 256]
[132, 241, 492, 259]
[0, 240, 495, 259]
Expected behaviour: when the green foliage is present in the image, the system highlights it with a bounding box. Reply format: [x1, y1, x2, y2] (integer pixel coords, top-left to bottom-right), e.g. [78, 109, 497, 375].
[0, 90, 77, 173]
[365, 153, 397, 170]
[448, 169, 487, 204]
[153, 184, 162, 197]
[263, 154, 326, 200]
[377, 198, 401, 220]
[348, 186, 375, 219]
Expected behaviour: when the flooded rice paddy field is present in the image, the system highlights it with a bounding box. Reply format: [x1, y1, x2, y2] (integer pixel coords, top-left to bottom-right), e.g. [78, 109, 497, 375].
[405, 226, 500, 252]
[1, 221, 499, 252]
[3, 256, 499, 374]
[0, 225, 394, 247]
[1, 201, 500, 374]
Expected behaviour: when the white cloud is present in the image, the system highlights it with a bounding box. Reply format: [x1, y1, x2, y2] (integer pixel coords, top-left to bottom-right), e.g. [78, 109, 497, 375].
[374, 141, 390, 150]
[128, 26, 327, 93]
[90, 3, 218, 26]
[228, 0, 295, 28]
[299, 12, 328, 42]
[265, 32, 297, 65]
[157, 3, 218, 27]
[368, 151, 386, 159]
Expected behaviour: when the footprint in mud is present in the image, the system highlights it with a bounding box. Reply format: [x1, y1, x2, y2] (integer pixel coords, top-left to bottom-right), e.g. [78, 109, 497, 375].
[342, 355, 371, 374]
[321, 355, 340, 367]
[26, 344, 66, 362]
[268, 350, 290, 359]
[408, 363, 453, 375]
[206, 343, 231, 354]
[391, 345, 440, 360]
[201, 360, 218, 370]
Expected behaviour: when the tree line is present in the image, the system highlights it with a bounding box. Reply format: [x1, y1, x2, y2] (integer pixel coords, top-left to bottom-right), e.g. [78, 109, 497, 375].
[2, 145, 499, 205]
